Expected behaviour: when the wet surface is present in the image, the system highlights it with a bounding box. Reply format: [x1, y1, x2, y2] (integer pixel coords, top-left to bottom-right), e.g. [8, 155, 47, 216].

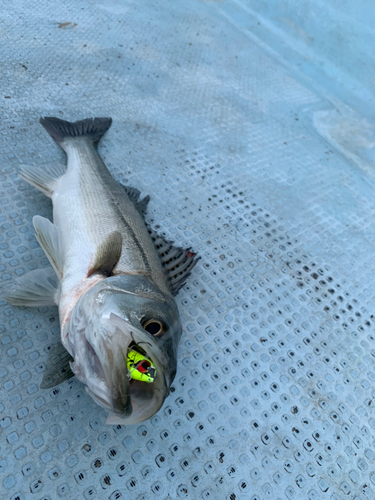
[0, 0, 375, 498]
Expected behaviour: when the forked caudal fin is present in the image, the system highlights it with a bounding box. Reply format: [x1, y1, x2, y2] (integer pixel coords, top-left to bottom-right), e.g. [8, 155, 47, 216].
[40, 116, 112, 149]
[19, 116, 112, 196]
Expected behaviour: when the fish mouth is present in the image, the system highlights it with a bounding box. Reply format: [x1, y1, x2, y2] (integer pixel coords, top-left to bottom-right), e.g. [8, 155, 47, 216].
[80, 313, 169, 425]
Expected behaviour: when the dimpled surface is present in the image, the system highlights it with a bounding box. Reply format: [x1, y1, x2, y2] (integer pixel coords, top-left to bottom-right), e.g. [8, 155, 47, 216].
[0, 0, 375, 499]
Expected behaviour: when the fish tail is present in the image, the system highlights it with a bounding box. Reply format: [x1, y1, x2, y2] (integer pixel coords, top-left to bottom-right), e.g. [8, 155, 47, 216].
[40, 116, 112, 149]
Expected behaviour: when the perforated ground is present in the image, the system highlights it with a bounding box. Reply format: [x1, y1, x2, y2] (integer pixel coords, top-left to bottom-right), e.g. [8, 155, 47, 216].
[0, 0, 375, 499]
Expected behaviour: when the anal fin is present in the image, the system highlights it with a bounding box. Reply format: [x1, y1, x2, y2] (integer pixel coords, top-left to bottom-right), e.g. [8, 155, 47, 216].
[19, 163, 66, 198]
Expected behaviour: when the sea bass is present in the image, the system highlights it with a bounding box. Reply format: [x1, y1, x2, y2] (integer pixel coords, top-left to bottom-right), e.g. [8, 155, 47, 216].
[2, 117, 198, 425]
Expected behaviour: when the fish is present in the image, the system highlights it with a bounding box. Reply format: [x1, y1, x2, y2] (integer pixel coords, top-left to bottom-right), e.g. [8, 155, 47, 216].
[1, 117, 199, 425]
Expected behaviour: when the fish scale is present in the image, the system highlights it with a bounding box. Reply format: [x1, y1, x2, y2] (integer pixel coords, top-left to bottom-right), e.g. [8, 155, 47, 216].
[2, 116, 199, 425]
[0, 0, 373, 497]
[57, 138, 161, 285]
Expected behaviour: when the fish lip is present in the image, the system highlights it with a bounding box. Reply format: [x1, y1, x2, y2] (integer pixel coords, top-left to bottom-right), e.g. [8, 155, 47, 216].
[69, 281, 172, 423]
[104, 313, 169, 423]
[85, 387, 112, 411]
[81, 313, 169, 422]
[104, 335, 132, 417]
[71, 328, 133, 417]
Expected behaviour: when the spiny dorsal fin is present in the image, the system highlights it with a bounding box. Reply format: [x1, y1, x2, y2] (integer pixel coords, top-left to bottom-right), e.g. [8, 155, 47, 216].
[118, 182, 198, 293]
[120, 184, 150, 216]
[0, 267, 59, 307]
[19, 163, 66, 198]
[136, 195, 150, 216]
[88, 231, 122, 277]
[40, 342, 74, 389]
[147, 226, 200, 296]
[121, 185, 141, 203]
[33, 216, 64, 279]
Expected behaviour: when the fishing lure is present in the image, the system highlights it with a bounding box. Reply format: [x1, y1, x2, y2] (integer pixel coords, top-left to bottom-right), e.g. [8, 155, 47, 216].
[127, 349, 156, 383]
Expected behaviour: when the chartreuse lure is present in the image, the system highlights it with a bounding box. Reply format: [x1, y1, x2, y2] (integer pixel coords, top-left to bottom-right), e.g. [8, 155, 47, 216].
[127, 349, 156, 383]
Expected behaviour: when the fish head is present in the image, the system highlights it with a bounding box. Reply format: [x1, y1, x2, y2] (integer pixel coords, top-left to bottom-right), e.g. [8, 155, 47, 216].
[67, 274, 182, 425]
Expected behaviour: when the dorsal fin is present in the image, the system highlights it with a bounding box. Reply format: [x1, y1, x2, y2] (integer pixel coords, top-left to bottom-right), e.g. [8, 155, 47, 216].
[147, 227, 200, 295]
[119, 182, 199, 293]
[136, 195, 150, 215]
[121, 185, 141, 203]
[120, 184, 150, 216]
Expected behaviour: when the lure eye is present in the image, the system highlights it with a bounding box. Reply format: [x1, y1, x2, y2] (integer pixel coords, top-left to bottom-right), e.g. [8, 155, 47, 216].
[142, 319, 163, 336]
[138, 361, 151, 372]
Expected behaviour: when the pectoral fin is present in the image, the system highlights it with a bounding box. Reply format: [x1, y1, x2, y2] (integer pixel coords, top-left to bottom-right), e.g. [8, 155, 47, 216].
[33, 215, 64, 279]
[88, 231, 122, 277]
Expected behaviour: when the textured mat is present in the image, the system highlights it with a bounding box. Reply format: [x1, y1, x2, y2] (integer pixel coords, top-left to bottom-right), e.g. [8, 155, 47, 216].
[0, 0, 375, 499]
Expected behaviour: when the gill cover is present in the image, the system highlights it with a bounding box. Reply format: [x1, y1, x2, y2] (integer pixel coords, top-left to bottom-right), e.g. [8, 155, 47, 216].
[67, 274, 182, 424]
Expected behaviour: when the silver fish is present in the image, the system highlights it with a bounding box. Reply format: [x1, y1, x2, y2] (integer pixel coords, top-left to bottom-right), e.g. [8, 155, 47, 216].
[2, 117, 198, 425]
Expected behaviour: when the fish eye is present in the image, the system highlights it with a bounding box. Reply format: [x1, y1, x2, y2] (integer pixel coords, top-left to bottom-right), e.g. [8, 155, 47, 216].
[142, 319, 164, 336]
